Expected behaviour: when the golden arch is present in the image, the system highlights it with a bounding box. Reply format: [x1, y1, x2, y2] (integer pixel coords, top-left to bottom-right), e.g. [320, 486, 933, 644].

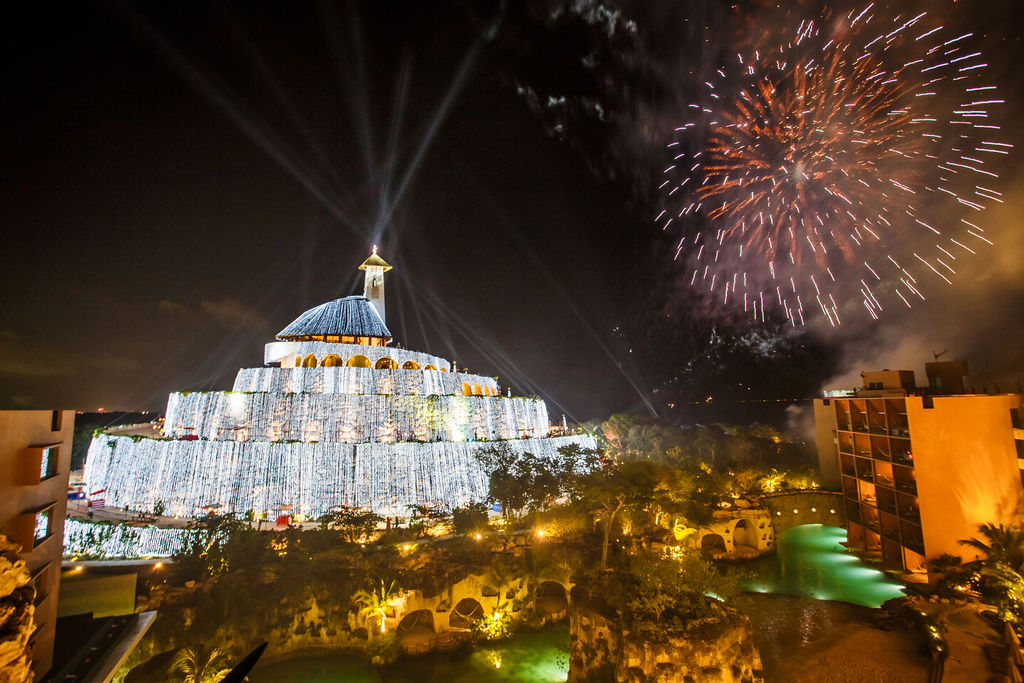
[375, 357, 398, 369]
[424, 364, 437, 371]
[302, 354, 318, 368]
[321, 354, 343, 367]
[402, 360, 420, 370]
[462, 382, 472, 397]
[347, 355, 371, 368]
[294, 356, 302, 368]
[472, 384, 482, 396]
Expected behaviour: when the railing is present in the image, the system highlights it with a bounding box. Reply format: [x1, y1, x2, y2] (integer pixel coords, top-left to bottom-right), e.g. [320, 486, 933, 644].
[900, 508, 921, 524]
[895, 480, 918, 495]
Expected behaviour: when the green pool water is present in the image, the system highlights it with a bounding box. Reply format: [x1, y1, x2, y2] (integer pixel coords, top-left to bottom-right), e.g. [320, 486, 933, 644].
[740, 524, 906, 608]
[248, 624, 569, 683]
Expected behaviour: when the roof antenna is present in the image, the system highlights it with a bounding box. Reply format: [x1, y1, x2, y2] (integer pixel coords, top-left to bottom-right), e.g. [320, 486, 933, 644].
[932, 348, 947, 362]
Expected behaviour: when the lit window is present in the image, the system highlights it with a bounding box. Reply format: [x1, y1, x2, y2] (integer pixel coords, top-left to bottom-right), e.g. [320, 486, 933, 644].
[40, 448, 57, 481]
[34, 509, 51, 546]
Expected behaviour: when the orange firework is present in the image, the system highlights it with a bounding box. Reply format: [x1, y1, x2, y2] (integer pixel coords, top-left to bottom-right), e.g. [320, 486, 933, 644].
[659, 5, 1008, 326]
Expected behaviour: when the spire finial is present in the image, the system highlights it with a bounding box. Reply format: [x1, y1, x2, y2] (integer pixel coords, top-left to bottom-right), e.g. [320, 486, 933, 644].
[372, 244, 378, 255]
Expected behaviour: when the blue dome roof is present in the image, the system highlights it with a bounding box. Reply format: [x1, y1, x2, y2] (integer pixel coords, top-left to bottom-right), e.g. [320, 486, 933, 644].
[276, 296, 392, 340]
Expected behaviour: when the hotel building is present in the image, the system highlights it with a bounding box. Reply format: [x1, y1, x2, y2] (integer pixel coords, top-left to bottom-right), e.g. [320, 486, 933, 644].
[814, 362, 1024, 581]
[0, 410, 74, 680]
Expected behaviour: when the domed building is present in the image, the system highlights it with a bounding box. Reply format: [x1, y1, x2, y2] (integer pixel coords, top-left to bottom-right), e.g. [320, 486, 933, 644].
[84, 252, 596, 519]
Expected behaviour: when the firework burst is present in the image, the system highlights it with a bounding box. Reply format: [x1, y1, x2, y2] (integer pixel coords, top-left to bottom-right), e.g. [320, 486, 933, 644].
[659, 4, 1009, 326]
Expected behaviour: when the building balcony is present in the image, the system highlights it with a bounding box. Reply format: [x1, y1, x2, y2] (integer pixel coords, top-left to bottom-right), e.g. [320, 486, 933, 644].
[877, 499, 898, 515]
[895, 480, 917, 495]
[903, 538, 925, 555]
[892, 452, 914, 466]
[900, 508, 921, 524]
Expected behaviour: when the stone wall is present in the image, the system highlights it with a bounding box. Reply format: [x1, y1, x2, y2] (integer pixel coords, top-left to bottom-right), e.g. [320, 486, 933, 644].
[0, 536, 35, 683]
[568, 599, 763, 683]
[694, 509, 775, 560]
[760, 491, 846, 535]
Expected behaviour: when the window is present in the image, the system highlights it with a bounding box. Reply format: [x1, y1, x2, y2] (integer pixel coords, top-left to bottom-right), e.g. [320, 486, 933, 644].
[33, 509, 52, 546]
[51, 410, 62, 431]
[30, 564, 49, 606]
[39, 447, 57, 481]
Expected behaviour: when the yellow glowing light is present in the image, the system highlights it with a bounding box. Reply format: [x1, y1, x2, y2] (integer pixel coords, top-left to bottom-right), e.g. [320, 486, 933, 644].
[536, 529, 545, 538]
[74, 566, 83, 572]
[474, 533, 482, 541]
[154, 562, 163, 569]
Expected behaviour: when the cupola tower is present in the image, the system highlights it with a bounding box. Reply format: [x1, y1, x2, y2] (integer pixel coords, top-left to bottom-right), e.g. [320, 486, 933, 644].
[358, 246, 393, 325]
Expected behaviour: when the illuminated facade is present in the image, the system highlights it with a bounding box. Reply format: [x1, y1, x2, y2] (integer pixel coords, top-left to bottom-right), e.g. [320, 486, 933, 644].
[814, 363, 1024, 581]
[85, 253, 595, 518]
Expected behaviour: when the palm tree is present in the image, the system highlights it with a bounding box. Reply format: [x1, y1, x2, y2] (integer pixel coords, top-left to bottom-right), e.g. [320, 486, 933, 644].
[961, 523, 1024, 625]
[352, 578, 399, 634]
[960, 523, 1024, 570]
[173, 644, 231, 683]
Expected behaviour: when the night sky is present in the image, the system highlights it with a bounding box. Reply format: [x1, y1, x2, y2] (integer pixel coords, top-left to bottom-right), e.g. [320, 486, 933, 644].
[2, 1, 1022, 426]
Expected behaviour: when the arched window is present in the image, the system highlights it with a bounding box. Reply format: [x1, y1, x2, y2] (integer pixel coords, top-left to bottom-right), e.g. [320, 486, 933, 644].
[462, 382, 472, 396]
[424, 364, 437, 371]
[294, 356, 302, 368]
[375, 357, 398, 369]
[472, 384, 482, 396]
[302, 354, 318, 367]
[402, 360, 420, 370]
[347, 355, 371, 368]
[321, 354, 343, 367]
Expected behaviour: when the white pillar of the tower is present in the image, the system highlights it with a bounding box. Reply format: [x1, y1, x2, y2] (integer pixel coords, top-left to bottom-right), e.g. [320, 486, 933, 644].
[364, 266, 386, 322]
[359, 247, 393, 325]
